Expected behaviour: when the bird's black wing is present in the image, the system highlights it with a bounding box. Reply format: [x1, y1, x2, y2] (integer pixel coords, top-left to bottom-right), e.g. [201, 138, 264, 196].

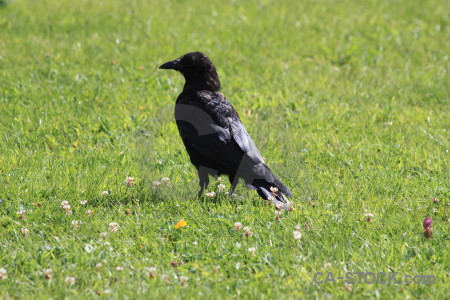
[175, 91, 255, 168]
[175, 91, 292, 197]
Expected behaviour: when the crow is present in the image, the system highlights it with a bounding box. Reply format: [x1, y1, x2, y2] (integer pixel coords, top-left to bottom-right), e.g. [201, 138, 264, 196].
[159, 52, 292, 209]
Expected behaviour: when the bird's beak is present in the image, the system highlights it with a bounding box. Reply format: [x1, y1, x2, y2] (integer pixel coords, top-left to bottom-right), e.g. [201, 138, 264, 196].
[159, 59, 180, 70]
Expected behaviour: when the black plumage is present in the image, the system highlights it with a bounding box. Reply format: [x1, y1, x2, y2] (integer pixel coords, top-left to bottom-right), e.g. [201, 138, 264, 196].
[159, 52, 292, 209]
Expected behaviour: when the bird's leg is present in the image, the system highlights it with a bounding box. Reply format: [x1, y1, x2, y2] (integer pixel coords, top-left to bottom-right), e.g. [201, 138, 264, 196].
[197, 168, 209, 198]
[197, 185, 207, 198]
[229, 183, 238, 196]
[228, 174, 238, 196]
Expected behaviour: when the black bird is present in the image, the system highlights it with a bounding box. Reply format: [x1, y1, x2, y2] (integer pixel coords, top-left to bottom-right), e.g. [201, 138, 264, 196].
[159, 52, 292, 209]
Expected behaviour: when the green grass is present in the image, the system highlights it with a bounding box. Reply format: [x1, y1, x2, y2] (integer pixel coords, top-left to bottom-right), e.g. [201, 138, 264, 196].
[0, 0, 449, 298]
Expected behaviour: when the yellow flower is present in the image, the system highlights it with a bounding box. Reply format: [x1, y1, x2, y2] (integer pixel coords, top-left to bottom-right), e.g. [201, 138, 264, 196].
[175, 220, 187, 229]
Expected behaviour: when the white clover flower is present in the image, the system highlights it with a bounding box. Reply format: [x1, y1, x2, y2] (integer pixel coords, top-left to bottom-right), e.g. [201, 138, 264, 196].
[161, 177, 170, 185]
[125, 177, 135, 187]
[217, 184, 226, 191]
[270, 186, 278, 194]
[65, 276, 76, 286]
[80, 200, 87, 205]
[108, 222, 120, 232]
[324, 263, 332, 268]
[21, 228, 29, 237]
[248, 247, 256, 255]
[148, 267, 156, 278]
[17, 210, 26, 219]
[243, 227, 253, 237]
[96, 263, 103, 269]
[61, 201, 69, 207]
[101, 191, 109, 196]
[286, 203, 295, 211]
[86, 209, 93, 216]
[206, 191, 216, 198]
[217, 177, 224, 183]
[179, 276, 188, 287]
[100, 232, 108, 238]
[274, 210, 282, 221]
[43, 268, 53, 279]
[365, 213, 374, 222]
[0, 268, 7, 280]
[192, 241, 198, 246]
[71, 220, 80, 230]
[153, 181, 161, 189]
[116, 266, 124, 271]
[234, 222, 243, 230]
[293, 230, 302, 240]
[275, 202, 284, 210]
[162, 274, 170, 284]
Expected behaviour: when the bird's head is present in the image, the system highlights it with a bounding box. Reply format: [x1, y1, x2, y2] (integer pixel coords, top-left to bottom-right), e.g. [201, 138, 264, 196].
[159, 52, 221, 92]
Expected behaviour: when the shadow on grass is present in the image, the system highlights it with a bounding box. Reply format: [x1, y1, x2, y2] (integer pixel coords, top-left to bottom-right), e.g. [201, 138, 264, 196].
[94, 183, 250, 210]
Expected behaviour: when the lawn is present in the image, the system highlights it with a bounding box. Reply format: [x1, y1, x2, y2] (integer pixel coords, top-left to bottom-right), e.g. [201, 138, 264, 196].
[0, 0, 448, 298]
